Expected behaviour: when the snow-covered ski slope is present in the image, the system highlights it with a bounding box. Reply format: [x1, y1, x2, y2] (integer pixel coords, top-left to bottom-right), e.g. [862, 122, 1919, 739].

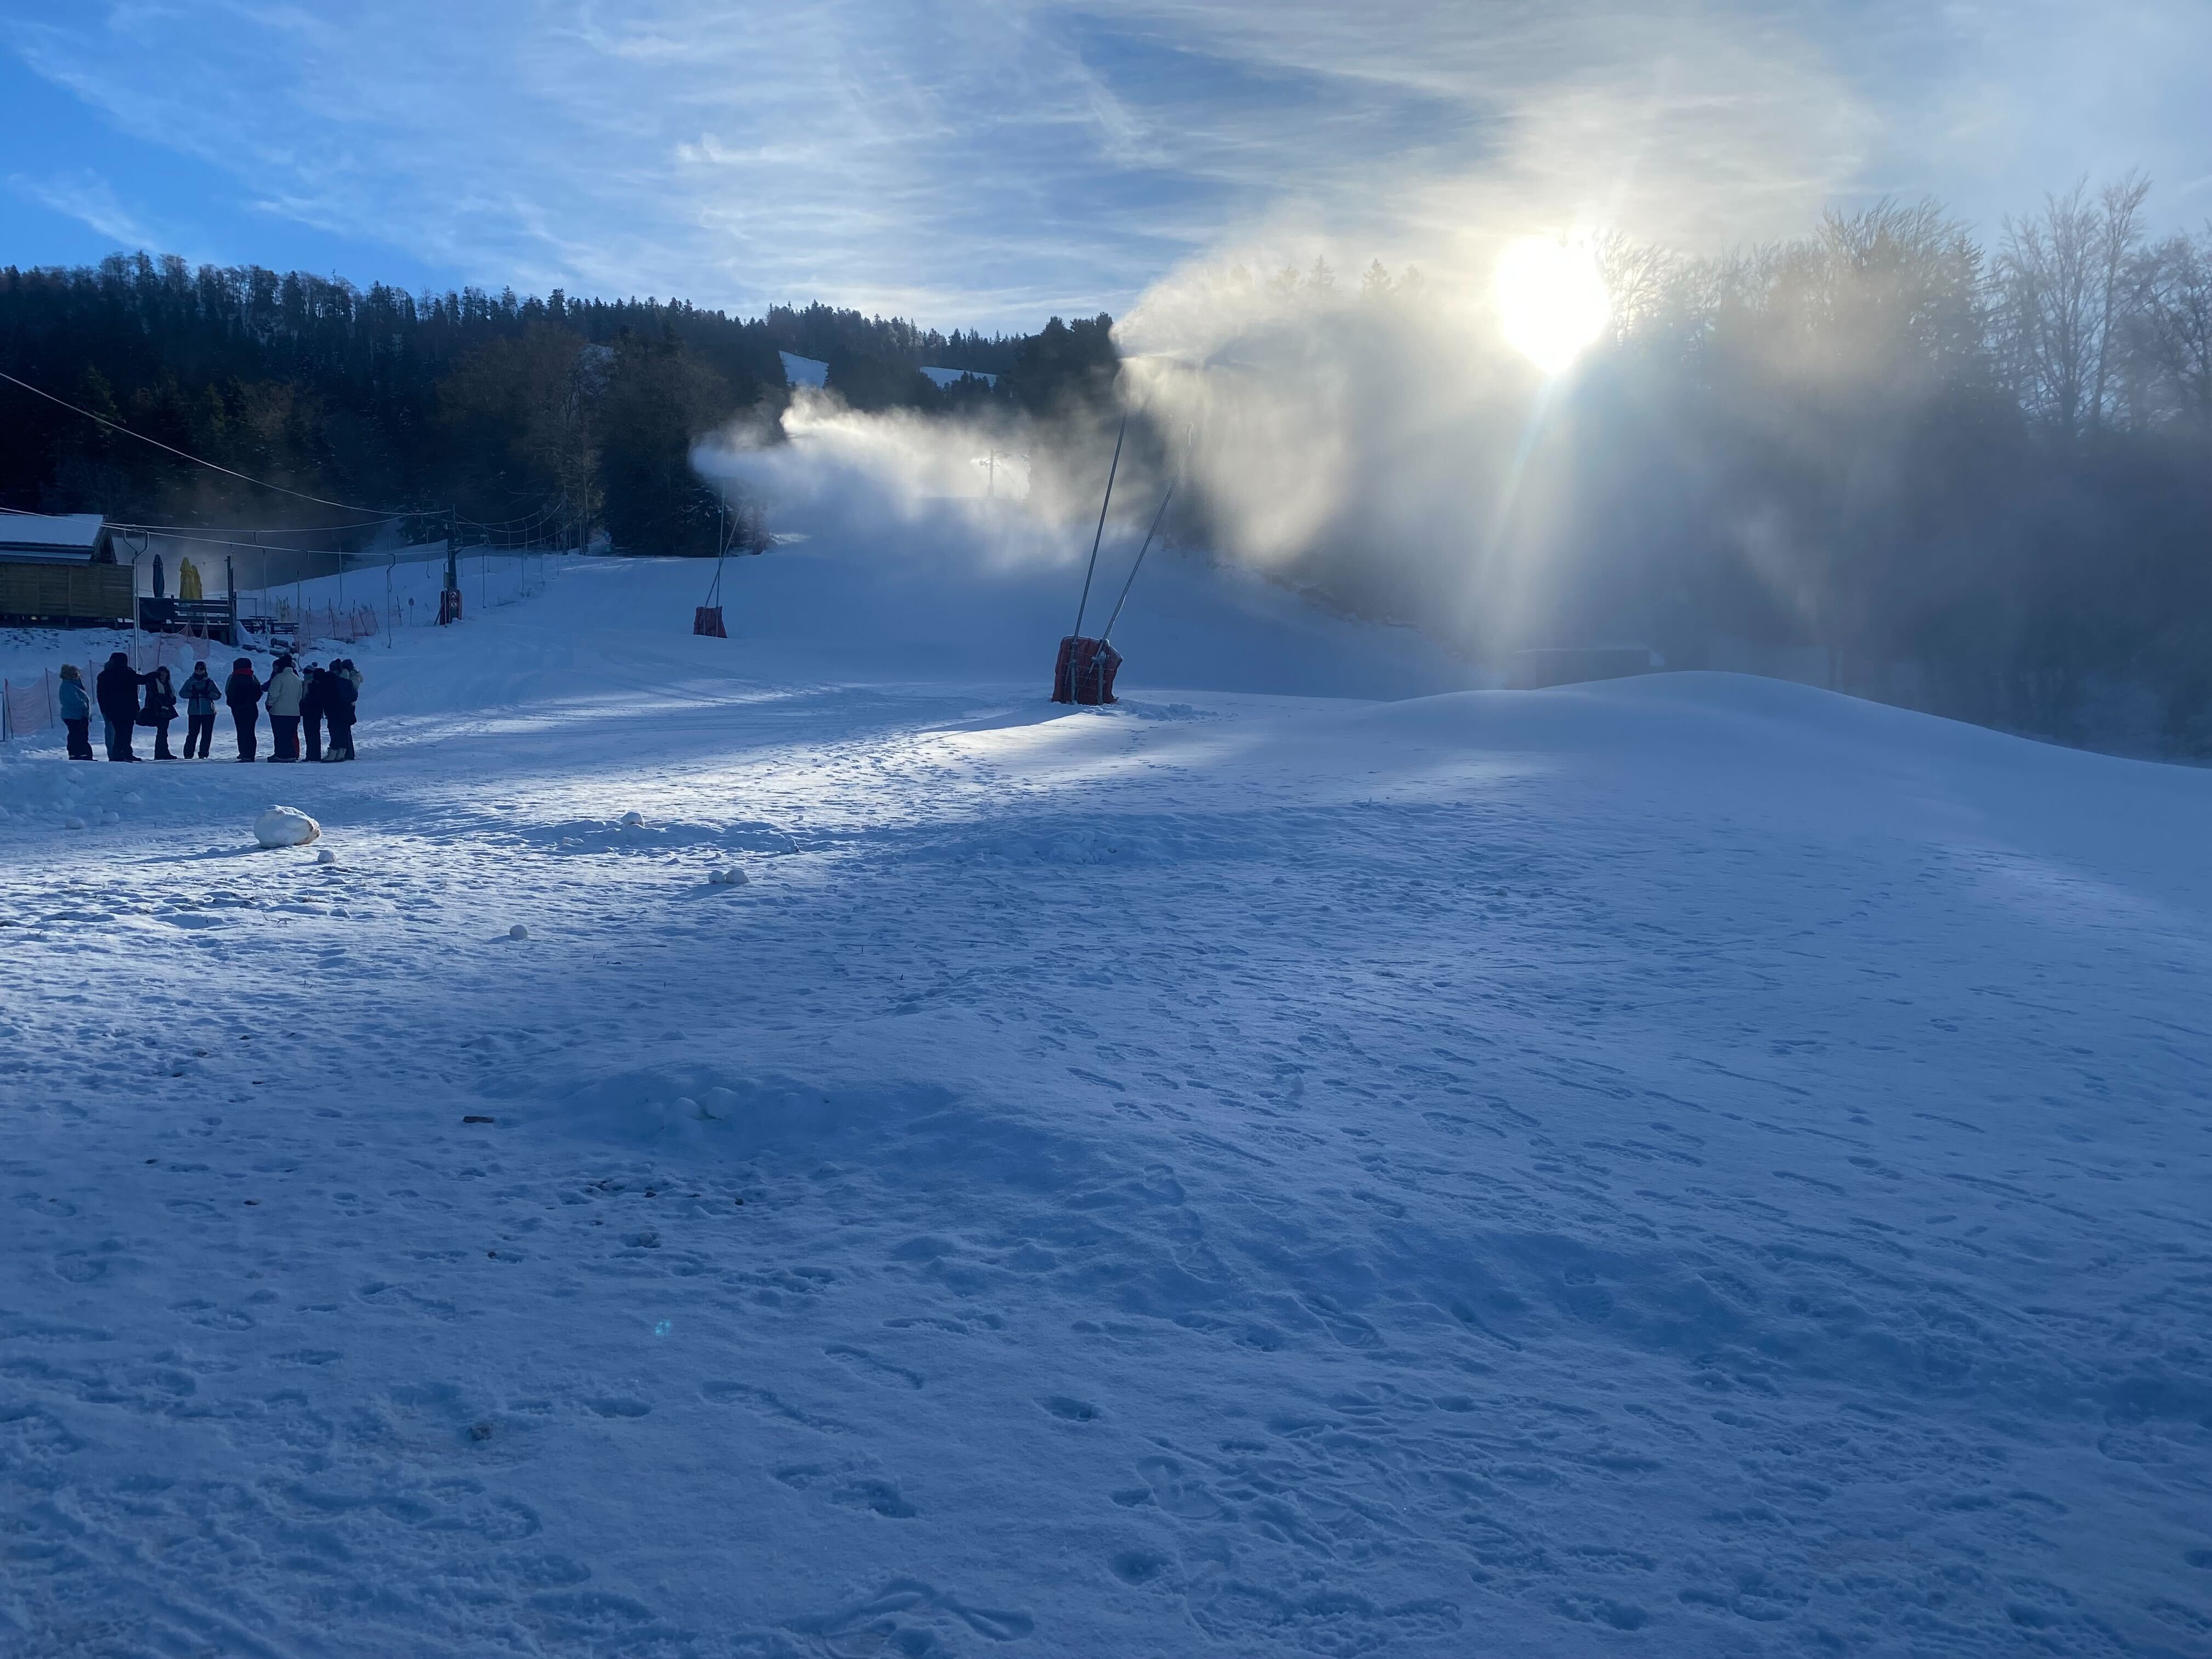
[2, 533, 2210, 1658]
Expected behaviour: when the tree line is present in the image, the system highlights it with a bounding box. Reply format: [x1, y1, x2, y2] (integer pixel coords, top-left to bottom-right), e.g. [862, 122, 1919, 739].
[1585, 178, 2212, 751]
[0, 253, 1116, 555]
[1176, 180, 2212, 754]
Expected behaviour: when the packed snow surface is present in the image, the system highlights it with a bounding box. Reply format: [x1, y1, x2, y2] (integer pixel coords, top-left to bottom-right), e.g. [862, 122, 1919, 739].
[3, 532, 2211, 1657]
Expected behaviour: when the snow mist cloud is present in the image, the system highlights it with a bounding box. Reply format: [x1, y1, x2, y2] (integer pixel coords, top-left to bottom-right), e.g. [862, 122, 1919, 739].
[695, 390, 1130, 579]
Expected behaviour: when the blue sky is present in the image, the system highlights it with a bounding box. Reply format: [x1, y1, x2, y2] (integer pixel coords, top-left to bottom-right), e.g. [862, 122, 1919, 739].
[4, 2, 2208, 332]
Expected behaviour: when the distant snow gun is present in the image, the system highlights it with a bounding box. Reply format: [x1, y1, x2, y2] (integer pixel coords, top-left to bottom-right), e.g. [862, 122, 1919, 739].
[1052, 419, 1175, 707]
[694, 493, 760, 637]
[438, 512, 464, 625]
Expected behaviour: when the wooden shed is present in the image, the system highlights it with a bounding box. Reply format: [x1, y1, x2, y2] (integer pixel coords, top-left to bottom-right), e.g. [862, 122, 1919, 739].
[0, 512, 134, 625]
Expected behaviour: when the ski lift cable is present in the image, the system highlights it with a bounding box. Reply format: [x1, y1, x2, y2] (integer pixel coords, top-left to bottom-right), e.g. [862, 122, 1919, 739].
[0, 369, 416, 517]
[110, 514, 409, 535]
[457, 496, 568, 533]
[1070, 415, 1127, 640]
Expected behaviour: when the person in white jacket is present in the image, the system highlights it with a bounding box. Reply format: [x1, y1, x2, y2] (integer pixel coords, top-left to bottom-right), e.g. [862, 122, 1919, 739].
[263, 654, 305, 762]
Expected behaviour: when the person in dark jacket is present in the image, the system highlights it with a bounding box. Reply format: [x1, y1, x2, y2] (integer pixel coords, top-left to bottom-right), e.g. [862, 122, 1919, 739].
[140, 665, 179, 759]
[323, 663, 359, 761]
[95, 652, 150, 761]
[224, 657, 264, 762]
[300, 663, 328, 764]
[178, 661, 221, 759]
[58, 663, 94, 760]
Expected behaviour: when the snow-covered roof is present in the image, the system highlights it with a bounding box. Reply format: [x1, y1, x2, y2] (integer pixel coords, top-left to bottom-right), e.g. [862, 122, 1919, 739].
[778, 352, 828, 388]
[921, 366, 997, 388]
[0, 511, 112, 564]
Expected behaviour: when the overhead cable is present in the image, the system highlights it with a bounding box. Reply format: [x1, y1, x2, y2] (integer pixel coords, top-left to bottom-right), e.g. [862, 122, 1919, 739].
[0, 369, 415, 518]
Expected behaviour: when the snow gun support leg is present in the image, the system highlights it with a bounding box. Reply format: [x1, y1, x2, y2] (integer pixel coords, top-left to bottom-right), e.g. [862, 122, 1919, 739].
[1053, 417, 1127, 704]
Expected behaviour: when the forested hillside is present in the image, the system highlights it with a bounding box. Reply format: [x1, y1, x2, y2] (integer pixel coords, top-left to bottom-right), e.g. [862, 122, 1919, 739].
[0, 255, 1114, 554]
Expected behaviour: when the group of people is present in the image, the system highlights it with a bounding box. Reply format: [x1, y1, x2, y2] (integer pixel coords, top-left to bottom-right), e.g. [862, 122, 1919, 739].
[59, 651, 363, 764]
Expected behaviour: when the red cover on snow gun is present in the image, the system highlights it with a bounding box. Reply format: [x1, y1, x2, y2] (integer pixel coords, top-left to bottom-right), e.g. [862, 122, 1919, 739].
[1052, 635, 1121, 705]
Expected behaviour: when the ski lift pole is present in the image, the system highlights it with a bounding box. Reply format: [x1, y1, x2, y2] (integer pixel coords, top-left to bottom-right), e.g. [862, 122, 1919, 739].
[1070, 415, 1127, 640]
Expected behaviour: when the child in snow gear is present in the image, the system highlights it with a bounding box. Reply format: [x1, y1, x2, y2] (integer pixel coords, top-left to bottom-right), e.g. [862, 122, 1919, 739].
[323, 664, 358, 761]
[300, 664, 328, 763]
[263, 654, 303, 762]
[224, 657, 263, 761]
[95, 652, 149, 761]
[58, 664, 93, 759]
[179, 662, 220, 759]
[140, 665, 179, 760]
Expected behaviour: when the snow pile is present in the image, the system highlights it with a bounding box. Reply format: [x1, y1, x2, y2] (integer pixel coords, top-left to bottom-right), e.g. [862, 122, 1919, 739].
[252, 804, 320, 848]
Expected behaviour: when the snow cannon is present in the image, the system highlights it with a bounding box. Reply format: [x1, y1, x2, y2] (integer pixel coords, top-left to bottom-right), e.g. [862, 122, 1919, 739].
[1051, 415, 1176, 708]
[1052, 636, 1122, 705]
[254, 805, 321, 849]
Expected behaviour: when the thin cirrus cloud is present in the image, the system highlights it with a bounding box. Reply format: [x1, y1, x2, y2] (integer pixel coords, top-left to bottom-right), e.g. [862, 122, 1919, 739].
[8, 168, 168, 254]
[3, 0, 2208, 330]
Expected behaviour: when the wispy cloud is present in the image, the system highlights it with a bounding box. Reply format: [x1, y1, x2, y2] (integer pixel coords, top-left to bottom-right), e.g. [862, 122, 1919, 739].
[8, 168, 168, 251]
[5, 0, 2208, 327]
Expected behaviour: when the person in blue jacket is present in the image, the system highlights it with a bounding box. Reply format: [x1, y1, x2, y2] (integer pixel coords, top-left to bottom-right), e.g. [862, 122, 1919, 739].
[178, 661, 221, 759]
[57, 663, 93, 760]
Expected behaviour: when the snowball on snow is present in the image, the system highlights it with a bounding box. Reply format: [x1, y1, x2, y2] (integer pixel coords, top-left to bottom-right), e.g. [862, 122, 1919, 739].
[63, 816, 85, 831]
[253, 806, 321, 849]
[620, 811, 645, 827]
[317, 848, 337, 865]
[509, 923, 529, 940]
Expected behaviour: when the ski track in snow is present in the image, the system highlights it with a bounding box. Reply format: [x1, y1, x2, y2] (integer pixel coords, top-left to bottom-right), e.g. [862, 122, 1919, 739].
[2, 559, 2212, 1656]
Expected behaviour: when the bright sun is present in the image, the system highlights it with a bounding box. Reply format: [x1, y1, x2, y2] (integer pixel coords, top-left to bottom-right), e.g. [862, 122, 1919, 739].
[1493, 237, 1611, 376]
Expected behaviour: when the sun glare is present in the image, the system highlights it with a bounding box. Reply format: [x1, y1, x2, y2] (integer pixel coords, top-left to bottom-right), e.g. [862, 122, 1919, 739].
[1494, 237, 1611, 376]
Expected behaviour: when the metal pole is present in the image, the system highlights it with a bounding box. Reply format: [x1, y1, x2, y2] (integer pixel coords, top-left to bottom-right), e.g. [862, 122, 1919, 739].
[1101, 479, 1176, 645]
[1071, 415, 1127, 640]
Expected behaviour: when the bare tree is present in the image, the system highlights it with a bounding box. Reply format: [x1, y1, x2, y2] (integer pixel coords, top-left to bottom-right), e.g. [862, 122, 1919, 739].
[2090, 173, 2152, 427]
[1593, 231, 1676, 343]
[2135, 228, 2212, 428]
[1997, 173, 2150, 438]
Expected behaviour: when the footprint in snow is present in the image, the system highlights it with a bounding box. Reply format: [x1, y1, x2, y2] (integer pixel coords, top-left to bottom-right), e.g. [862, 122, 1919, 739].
[825, 1344, 923, 1390]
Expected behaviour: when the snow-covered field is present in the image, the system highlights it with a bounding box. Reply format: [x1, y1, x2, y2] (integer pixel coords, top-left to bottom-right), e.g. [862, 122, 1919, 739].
[3, 533, 2211, 1658]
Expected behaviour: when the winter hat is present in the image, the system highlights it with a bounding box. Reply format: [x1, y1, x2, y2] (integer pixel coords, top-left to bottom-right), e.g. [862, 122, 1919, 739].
[59, 664, 81, 680]
[108, 651, 129, 666]
[274, 653, 295, 669]
[233, 657, 253, 672]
